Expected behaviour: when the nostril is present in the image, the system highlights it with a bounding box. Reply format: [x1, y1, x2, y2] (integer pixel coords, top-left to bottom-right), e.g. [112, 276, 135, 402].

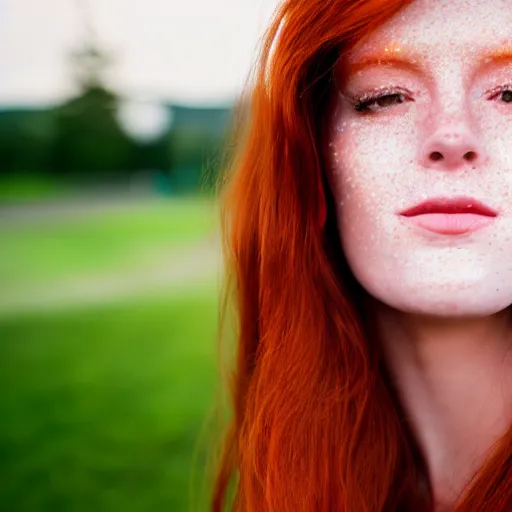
[430, 151, 444, 162]
[464, 151, 477, 162]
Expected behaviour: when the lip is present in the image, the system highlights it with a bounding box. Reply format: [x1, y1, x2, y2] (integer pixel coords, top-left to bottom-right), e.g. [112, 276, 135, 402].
[399, 196, 498, 235]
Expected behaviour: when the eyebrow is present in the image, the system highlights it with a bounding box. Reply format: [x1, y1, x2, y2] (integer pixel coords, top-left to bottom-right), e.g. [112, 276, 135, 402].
[347, 45, 423, 75]
[347, 43, 512, 75]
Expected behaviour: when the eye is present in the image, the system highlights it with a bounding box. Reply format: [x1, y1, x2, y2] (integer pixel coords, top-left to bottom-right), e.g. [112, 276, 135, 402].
[499, 89, 512, 103]
[488, 86, 512, 103]
[353, 90, 411, 113]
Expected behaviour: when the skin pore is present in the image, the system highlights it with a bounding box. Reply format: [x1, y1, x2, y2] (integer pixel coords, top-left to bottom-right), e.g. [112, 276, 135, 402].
[327, 0, 512, 509]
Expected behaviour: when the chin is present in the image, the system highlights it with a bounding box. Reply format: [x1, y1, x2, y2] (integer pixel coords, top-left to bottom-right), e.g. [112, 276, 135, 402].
[356, 270, 512, 319]
[375, 285, 512, 319]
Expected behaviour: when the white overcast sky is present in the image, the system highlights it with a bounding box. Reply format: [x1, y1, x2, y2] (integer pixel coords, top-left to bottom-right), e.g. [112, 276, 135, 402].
[0, 0, 280, 107]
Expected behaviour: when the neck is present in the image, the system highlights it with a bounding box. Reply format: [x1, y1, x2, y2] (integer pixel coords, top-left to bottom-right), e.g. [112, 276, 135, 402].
[370, 301, 512, 509]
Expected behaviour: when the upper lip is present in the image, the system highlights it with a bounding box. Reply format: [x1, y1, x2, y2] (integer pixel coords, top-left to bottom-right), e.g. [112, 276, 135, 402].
[399, 196, 498, 217]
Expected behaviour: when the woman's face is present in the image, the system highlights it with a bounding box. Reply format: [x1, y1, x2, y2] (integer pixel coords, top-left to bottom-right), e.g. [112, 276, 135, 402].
[328, 0, 512, 317]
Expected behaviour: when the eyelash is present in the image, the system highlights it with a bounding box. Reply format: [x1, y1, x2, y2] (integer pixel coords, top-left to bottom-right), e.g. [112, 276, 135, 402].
[351, 84, 512, 114]
[352, 87, 411, 113]
[488, 84, 512, 102]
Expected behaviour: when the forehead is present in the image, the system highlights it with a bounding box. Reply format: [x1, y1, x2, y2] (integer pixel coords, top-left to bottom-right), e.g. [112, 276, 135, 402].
[347, 0, 512, 62]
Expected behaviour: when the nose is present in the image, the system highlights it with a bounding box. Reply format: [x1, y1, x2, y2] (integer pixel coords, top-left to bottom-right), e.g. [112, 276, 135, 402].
[418, 124, 486, 170]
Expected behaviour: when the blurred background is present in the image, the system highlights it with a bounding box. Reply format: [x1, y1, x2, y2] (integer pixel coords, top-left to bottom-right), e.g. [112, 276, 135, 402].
[0, 0, 277, 510]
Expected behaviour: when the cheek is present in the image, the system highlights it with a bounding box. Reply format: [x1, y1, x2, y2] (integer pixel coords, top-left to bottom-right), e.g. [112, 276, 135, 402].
[329, 112, 418, 230]
[477, 107, 512, 171]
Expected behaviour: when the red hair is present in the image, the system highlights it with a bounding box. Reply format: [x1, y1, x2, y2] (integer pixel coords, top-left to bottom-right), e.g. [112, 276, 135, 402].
[212, 1, 512, 510]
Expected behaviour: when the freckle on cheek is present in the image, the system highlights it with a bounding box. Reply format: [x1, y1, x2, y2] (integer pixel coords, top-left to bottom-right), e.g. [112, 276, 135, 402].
[334, 120, 347, 134]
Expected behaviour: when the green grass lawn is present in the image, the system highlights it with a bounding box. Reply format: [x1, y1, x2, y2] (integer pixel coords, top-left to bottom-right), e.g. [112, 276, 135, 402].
[0, 174, 68, 203]
[0, 198, 217, 292]
[0, 290, 220, 512]
[0, 197, 224, 511]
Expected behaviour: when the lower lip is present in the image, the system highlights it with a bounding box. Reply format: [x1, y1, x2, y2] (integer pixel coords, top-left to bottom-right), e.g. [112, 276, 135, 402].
[403, 213, 496, 234]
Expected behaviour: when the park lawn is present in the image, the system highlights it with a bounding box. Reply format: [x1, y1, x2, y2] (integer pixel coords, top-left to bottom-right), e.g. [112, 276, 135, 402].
[0, 174, 68, 203]
[0, 198, 218, 293]
[0, 288, 222, 512]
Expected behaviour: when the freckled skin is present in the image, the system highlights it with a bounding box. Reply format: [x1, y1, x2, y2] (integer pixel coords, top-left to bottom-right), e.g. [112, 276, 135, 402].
[328, 0, 512, 317]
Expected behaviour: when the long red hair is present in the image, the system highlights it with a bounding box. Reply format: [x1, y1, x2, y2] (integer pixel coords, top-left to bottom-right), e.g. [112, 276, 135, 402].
[212, 1, 512, 510]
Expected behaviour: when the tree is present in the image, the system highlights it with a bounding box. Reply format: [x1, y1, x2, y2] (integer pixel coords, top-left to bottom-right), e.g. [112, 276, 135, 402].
[49, 26, 135, 178]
